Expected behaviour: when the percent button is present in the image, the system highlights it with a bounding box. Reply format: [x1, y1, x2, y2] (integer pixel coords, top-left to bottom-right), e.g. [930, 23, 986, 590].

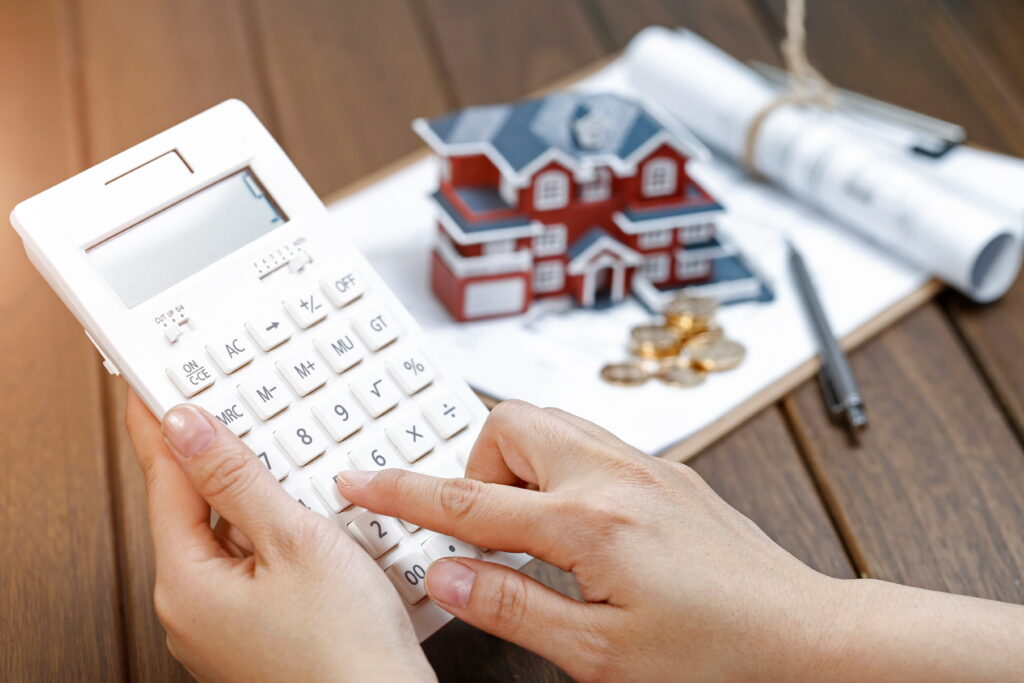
[387, 345, 436, 395]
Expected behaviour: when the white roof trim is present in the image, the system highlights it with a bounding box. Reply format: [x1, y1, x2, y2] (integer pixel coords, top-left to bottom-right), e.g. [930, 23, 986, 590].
[566, 235, 642, 275]
[612, 205, 724, 234]
[436, 237, 533, 279]
[430, 194, 544, 246]
[413, 116, 706, 189]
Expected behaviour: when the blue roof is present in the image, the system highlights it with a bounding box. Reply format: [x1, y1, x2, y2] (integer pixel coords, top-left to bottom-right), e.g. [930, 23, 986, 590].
[453, 186, 514, 213]
[567, 227, 612, 259]
[420, 93, 670, 173]
[431, 190, 532, 234]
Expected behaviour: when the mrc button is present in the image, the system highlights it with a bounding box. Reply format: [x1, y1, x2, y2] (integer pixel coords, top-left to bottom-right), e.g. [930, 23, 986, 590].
[166, 352, 215, 397]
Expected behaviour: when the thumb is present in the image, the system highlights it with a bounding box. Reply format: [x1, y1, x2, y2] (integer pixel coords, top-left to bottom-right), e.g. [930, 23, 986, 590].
[426, 559, 613, 678]
[162, 404, 304, 551]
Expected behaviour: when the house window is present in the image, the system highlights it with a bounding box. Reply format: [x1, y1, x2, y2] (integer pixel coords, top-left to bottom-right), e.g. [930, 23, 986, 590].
[580, 168, 611, 202]
[533, 224, 567, 257]
[678, 222, 714, 244]
[499, 174, 518, 207]
[676, 254, 711, 280]
[533, 260, 565, 293]
[534, 170, 569, 210]
[483, 239, 516, 255]
[639, 253, 670, 283]
[642, 157, 677, 197]
[637, 229, 672, 250]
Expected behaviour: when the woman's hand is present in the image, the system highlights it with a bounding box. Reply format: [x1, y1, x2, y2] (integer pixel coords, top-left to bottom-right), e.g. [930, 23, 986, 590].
[125, 391, 434, 682]
[336, 399, 842, 681]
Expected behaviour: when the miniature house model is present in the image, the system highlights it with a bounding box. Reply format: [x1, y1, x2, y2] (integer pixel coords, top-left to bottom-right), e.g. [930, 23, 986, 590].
[414, 92, 759, 322]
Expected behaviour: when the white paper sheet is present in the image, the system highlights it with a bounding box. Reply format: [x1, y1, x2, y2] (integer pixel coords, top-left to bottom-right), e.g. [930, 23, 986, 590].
[328, 54, 935, 455]
[627, 27, 1023, 303]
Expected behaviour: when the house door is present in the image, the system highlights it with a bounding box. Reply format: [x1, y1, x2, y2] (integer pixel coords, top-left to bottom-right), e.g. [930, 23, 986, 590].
[589, 263, 625, 307]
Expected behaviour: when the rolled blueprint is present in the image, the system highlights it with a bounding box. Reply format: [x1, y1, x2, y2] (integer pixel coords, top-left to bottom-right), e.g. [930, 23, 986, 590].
[626, 26, 1023, 302]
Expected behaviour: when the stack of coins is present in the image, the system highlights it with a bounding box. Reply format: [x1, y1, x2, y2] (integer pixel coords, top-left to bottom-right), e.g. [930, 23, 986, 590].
[599, 293, 747, 389]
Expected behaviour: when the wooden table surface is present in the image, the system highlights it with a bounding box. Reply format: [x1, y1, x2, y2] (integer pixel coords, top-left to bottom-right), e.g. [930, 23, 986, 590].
[4, 1, 1024, 680]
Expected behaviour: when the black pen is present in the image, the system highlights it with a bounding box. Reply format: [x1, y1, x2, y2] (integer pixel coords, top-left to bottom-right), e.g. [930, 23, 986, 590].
[788, 241, 868, 432]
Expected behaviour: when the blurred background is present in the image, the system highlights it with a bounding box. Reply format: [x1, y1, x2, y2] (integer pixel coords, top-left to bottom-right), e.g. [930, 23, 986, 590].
[3, 1, 1024, 681]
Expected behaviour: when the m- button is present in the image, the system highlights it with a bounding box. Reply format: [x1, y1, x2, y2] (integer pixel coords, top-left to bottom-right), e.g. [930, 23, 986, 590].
[167, 352, 215, 398]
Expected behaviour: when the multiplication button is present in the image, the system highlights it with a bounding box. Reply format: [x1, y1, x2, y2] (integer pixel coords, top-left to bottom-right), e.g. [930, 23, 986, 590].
[321, 268, 365, 308]
[166, 352, 215, 398]
[385, 412, 436, 462]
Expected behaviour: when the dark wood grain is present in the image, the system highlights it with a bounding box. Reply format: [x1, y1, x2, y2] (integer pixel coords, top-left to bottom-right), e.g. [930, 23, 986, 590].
[250, 0, 452, 196]
[74, 1, 272, 679]
[786, 305, 1024, 601]
[0, 0, 125, 679]
[422, 0, 606, 106]
[754, 0, 1024, 602]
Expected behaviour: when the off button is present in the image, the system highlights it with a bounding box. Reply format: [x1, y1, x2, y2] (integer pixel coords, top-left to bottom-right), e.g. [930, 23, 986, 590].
[166, 352, 216, 398]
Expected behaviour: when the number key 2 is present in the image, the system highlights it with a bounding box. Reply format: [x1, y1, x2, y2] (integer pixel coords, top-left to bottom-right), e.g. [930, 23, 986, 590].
[347, 511, 403, 558]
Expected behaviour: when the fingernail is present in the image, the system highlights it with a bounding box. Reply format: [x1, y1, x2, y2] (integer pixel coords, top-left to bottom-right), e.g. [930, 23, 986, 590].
[336, 469, 378, 488]
[427, 560, 475, 609]
[162, 405, 216, 459]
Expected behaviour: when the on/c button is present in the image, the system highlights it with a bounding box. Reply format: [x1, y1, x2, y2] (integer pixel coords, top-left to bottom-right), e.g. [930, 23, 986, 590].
[166, 352, 215, 398]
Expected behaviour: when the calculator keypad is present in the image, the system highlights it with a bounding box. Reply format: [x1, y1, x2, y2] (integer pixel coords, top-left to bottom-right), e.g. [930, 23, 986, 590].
[175, 263, 495, 619]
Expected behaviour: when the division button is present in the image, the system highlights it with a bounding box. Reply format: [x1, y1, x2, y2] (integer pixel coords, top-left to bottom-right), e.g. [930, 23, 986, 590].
[422, 393, 470, 439]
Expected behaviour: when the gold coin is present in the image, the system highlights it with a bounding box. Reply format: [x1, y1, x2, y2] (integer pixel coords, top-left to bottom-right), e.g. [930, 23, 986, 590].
[685, 325, 725, 349]
[690, 339, 746, 372]
[658, 364, 707, 388]
[600, 361, 648, 386]
[629, 324, 683, 359]
[664, 294, 718, 321]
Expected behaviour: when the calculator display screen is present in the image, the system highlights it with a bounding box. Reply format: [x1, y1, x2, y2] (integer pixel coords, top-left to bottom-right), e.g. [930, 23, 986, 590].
[88, 168, 287, 308]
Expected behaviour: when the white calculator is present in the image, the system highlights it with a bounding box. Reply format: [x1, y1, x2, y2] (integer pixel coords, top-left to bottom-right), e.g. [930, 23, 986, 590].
[10, 99, 528, 641]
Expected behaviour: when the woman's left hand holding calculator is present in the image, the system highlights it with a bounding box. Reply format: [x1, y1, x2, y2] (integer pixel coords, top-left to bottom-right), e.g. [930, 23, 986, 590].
[125, 391, 436, 682]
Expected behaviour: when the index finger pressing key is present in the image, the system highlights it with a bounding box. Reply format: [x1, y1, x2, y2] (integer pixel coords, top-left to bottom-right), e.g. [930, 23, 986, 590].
[337, 469, 569, 564]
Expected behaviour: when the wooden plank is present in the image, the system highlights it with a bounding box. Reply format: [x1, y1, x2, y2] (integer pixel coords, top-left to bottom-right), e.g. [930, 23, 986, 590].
[251, 0, 453, 196]
[422, 0, 606, 106]
[74, 1, 272, 679]
[0, 0, 125, 679]
[785, 305, 1024, 601]
[754, 0, 1024, 602]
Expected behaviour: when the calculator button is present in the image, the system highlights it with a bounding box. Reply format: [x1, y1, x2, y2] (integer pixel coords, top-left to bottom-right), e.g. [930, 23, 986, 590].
[250, 440, 290, 481]
[385, 412, 437, 462]
[352, 308, 401, 350]
[422, 534, 481, 562]
[276, 347, 330, 396]
[163, 324, 183, 344]
[311, 388, 365, 442]
[321, 268, 366, 308]
[386, 346, 436, 395]
[283, 290, 328, 329]
[245, 313, 294, 351]
[347, 512, 403, 558]
[313, 321, 366, 373]
[350, 371, 400, 417]
[386, 552, 431, 604]
[237, 367, 292, 420]
[166, 353, 215, 398]
[207, 395, 254, 437]
[289, 484, 331, 518]
[312, 474, 352, 513]
[275, 415, 330, 466]
[402, 520, 421, 533]
[423, 393, 470, 439]
[206, 331, 255, 374]
[348, 438, 405, 471]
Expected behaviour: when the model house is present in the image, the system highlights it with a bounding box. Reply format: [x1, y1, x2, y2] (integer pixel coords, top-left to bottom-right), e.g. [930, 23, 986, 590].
[413, 92, 760, 322]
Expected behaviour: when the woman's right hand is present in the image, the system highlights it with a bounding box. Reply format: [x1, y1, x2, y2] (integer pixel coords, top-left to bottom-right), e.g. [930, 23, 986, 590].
[336, 400, 847, 681]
